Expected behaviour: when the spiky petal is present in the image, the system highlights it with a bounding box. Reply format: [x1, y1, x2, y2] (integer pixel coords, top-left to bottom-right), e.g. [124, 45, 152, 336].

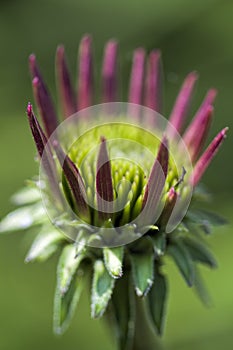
[29, 55, 58, 137]
[142, 137, 169, 225]
[190, 128, 228, 186]
[144, 50, 162, 113]
[128, 48, 145, 117]
[78, 35, 93, 110]
[56, 45, 77, 118]
[53, 140, 89, 217]
[96, 137, 114, 219]
[102, 40, 118, 103]
[27, 103, 61, 200]
[169, 72, 198, 134]
[183, 105, 213, 162]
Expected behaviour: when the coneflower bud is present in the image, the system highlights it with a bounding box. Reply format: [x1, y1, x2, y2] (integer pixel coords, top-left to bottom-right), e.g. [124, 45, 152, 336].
[0, 36, 228, 349]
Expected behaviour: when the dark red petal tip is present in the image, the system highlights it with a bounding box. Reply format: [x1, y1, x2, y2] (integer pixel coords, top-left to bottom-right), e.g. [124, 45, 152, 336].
[96, 137, 114, 219]
[142, 137, 169, 224]
[53, 141, 88, 215]
[27, 104, 61, 200]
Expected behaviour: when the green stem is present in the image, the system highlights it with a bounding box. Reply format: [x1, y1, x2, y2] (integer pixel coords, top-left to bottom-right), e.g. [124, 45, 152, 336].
[105, 272, 162, 350]
[132, 297, 162, 350]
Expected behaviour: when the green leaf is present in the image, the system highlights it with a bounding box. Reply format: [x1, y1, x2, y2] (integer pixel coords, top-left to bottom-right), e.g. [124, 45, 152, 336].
[168, 241, 194, 286]
[186, 209, 227, 234]
[193, 267, 212, 307]
[57, 245, 85, 294]
[11, 186, 41, 206]
[25, 227, 65, 263]
[182, 237, 217, 268]
[0, 204, 46, 233]
[103, 247, 124, 279]
[148, 268, 167, 335]
[53, 267, 83, 334]
[91, 260, 115, 318]
[130, 251, 154, 297]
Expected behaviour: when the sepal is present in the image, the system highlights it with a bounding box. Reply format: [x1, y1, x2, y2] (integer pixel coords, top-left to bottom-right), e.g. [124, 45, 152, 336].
[103, 247, 124, 279]
[53, 244, 84, 334]
[147, 267, 168, 335]
[25, 227, 65, 262]
[91, 260, 115, 318]
[130, 250, 154, 297]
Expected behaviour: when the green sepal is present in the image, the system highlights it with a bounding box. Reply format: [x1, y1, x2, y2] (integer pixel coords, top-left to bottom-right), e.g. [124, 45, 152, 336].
[151, 233, 166, 258]
[186, 209, 227, 234]
[53, 244, 85, 334]
[103, 247, 124, 279]
[130, 251, 154, 297]
[147, 267, 168, 335]
[0, 204, 46, 233]
[11, 186, 41, 206]
[25, 227, 65, 263]
[168, 240, 194, 286]
[181, 237, 217, 268]
[91, 260, 115, 318]
[57, 244, 86, 295]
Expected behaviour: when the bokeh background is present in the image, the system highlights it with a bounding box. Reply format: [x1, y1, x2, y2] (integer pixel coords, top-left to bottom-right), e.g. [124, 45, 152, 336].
[0, 0, 232, 349]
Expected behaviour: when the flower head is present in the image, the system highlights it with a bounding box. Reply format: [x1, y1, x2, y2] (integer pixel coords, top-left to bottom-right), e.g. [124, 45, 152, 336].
[0, 35, 228, 342]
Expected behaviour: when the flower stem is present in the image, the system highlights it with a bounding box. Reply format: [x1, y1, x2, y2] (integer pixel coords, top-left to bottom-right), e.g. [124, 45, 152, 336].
[132, 297, 162, 350]
[105, 272, 162, 350]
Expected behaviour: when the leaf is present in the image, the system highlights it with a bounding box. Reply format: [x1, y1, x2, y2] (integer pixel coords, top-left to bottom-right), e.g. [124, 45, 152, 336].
[25, 228, 65, 263]
[11, 186, 41, 206]
[168, 241, 195, 286]
[91, 260, 115, 318]
[182, 237, 217, 268]
[103, 247, 124, 279]
[0, 204, 46, 233]
[57, 244, 85, 295]
[148, 268, 168, 335]
[111, 275, 135, 350]
[53, 267, 83, 334]
[193, 267, 212, 307]
[186, 209, 227, 235]
[130, 251, 154, 297]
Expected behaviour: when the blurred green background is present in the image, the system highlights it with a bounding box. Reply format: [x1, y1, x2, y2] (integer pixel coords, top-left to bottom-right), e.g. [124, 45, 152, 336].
[0, 0, 232, 349]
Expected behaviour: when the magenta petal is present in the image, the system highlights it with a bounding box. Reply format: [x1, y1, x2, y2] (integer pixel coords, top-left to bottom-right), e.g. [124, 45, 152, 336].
[29, 55, 58, 137]
[169, 72, 198, 134]
[142, 137, 169, 225]
[78, 35, 93, 111]
[56, 45, 77, 118]
[96, 137, 113, 219]
[144, 50, 162, 113]
[190, 128, 228, 186]
[53, 140, 88, 216]
[102, 40, 118, 103]
[128, 48, 145, 106]
[183, 105, 213, 162]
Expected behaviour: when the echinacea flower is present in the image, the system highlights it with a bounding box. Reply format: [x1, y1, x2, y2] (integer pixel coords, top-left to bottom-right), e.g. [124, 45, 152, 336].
[0, 35, 228, 350]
